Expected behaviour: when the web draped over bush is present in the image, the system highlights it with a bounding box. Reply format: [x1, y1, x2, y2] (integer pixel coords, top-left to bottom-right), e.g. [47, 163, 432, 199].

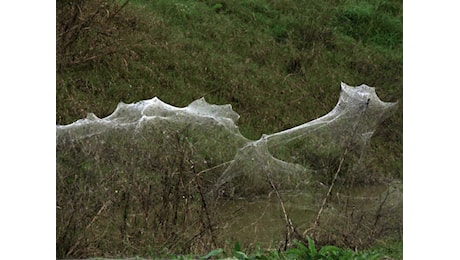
[56, 83, 400, 257]
[57, 83, 395, 190]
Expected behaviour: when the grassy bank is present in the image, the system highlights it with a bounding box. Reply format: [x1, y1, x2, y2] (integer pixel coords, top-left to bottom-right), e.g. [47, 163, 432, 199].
[56, 0, 402, 258]
[57, 0, 402, 168]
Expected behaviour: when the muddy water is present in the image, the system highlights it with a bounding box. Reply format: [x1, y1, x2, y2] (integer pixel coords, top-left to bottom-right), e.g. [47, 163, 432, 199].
[215, 191, 315, 247]
[214, 183, 400, 247]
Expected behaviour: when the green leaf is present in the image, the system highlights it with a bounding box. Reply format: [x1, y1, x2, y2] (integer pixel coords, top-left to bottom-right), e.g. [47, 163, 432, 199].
[358, 252, 382, 260]
[233, 250, 248, 260]
[201, 248, 223, 259]
[318, 245, 341, 256]
[338, 249, 355, 258]
[212, 3, 223, 11]
[253, 255, 269, 260]
[307, 236, 317, 257]
[286, 248, 304, 257]
[234, 241, 241, 252]
[293, 240, 308, 253]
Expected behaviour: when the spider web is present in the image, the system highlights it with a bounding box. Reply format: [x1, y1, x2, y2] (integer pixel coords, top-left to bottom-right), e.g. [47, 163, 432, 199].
[56, 82, 399, 247]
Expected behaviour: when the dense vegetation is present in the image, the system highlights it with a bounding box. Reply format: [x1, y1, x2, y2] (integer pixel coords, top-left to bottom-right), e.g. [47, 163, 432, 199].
[176, 238, 402, 259]
[56, 0, 402, 258]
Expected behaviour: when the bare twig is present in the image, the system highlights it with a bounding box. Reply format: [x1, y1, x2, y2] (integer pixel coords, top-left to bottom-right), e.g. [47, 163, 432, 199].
[196, 160, 234, 176]
[304, 98, 370, 238]
[306, 150, 348, 238]
[191, 159, 218, 249]
[268, 177, 295, 250]
[108, 0, 131, 21]
[66, 199, 112, 257]
[373, 186, 391, 228]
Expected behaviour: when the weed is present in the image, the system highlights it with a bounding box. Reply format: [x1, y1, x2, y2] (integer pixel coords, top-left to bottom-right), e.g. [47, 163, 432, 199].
[197, 237, 394, 259]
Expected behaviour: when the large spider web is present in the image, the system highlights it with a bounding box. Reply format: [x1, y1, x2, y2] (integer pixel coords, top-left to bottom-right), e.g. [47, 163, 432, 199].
[57, 82, 395, 184]
[56, 82, 400, 248]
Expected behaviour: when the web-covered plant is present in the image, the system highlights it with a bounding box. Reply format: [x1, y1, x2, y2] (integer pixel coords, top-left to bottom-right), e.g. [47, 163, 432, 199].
[56, 83, 402, 258]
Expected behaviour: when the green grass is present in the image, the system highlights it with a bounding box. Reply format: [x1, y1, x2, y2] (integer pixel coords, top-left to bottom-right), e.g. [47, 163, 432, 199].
[57, 0, 401, 130]
[56, 0, 402, 181]
[336, 0, 402, 49]
[57, 0, 402, 177]
[57, 0, 402, 258]
[165, 238, 403, 259]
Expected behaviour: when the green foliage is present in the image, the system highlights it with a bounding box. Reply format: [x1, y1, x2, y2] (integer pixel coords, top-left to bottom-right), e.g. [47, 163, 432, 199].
[211, 3, 224, 13]
[196, 238, 394, 260]
[201, 248, 224, 259]
[335, 0, 403, 49]
[198, 242, 265, 260]
[285, 237, 382, 260]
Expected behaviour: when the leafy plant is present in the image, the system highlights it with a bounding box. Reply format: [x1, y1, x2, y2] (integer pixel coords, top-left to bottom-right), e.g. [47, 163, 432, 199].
[211, 3, 224, 13]
[201, 248, 224, 259]
[197, 238, 389, 260]
[285, 237, 382, 260]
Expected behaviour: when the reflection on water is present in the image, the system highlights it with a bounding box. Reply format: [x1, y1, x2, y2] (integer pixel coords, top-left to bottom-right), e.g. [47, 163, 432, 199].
[214, 183, 401, 247]
[216, 191, 315, 247]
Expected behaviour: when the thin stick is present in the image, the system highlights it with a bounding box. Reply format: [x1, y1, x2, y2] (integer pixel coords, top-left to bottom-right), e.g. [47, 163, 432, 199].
[196, 160, 234, 176]
[108, 0, 131, 20]
[66, 200, 112, 257]
[303, 149, 347, 237]
[304, 98, 369, 237]
[269, 178, 294, 250]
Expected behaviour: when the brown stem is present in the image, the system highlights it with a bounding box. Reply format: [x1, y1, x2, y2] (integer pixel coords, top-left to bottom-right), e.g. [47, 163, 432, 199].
[66, 199, 112, 257]
[269, 178, 295, 250]
[303, 149, 348, 238]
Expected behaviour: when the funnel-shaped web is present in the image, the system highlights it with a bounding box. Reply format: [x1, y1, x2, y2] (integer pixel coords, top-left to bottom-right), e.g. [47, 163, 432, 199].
[57, 83, 397, 197]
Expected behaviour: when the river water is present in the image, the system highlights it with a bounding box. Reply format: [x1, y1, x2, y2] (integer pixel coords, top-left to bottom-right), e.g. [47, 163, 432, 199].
[213, 182, 401, 248]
